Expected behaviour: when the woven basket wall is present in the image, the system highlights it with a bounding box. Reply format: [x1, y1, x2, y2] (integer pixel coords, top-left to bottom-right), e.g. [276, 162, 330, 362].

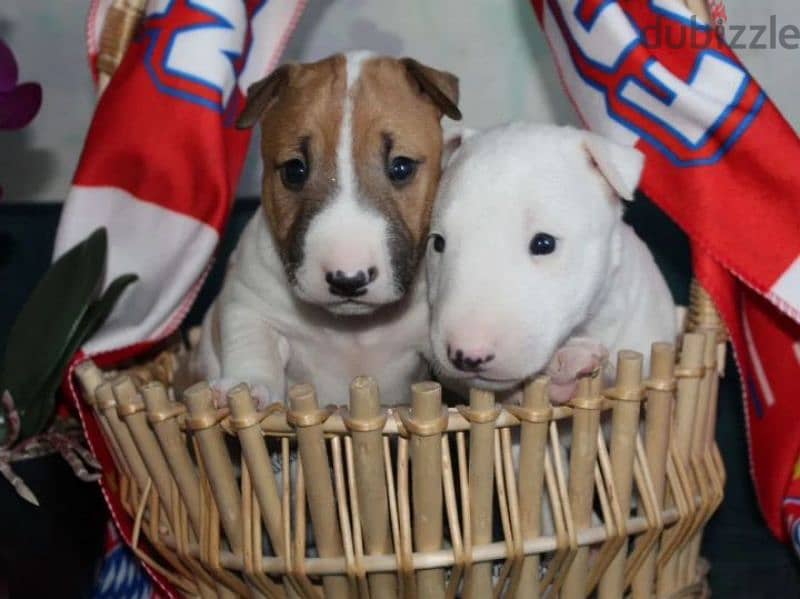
[74, 282, 725, 599]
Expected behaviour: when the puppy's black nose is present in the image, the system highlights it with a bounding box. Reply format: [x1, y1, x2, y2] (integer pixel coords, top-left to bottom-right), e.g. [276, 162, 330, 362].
[326, 267, 378, 298]
[447, 345, 495, 373]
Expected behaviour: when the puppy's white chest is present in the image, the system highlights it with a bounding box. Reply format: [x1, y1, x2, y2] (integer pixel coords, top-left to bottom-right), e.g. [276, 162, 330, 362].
[284, 301, 429, 405]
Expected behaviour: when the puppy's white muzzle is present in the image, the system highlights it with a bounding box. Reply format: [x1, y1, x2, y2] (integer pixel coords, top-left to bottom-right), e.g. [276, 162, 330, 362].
[292, 197, 403, 314]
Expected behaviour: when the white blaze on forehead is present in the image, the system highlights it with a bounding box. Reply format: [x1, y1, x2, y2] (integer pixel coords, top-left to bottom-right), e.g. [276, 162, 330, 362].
[336, 50, 374, 200]
[294, 50, 399, 304]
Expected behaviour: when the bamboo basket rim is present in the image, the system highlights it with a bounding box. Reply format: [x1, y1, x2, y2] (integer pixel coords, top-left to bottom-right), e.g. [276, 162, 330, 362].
[82, 360, 710, 438]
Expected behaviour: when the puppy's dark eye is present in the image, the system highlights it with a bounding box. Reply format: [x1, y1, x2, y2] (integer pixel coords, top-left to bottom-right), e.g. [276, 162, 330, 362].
[430, 234, 446, 253]
[387, 156, 418, 184]
[279, 158, 309, 190]
[530, 233, 556, 256]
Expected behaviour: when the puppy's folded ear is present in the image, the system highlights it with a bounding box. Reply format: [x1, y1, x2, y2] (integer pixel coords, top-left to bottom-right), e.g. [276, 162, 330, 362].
[582, 133, 645, 202]
[236, 64, 293, 129]
[401, 58, 462, 121]
[442, 126, 477, 167]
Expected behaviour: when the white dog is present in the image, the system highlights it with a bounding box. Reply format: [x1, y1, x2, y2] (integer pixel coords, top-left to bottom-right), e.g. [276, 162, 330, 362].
[426, 123, 676, 402]
[191, 51, 461, 407]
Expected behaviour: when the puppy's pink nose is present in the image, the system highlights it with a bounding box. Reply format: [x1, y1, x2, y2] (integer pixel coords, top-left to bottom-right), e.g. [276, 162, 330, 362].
[447, 342, 495, 373]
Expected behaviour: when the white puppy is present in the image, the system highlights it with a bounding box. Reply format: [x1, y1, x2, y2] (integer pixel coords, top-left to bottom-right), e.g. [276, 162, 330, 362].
[191, 52, 461, 407]
[426, 123, 676, 402]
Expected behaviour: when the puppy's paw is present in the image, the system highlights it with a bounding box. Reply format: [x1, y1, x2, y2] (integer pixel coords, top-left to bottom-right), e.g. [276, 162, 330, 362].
[206, 378, 236, 408]
[248, 384, 273, 410]
[208, 378, 272, 410]
[545, 338, 609, 405]
[547, 380, 579, 406]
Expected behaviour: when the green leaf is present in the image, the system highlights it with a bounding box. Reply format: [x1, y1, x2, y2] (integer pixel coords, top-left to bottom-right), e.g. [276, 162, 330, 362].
[0, 228, 107, 439]
[20, 273, 138, 438]
[78, 273, 138, 343]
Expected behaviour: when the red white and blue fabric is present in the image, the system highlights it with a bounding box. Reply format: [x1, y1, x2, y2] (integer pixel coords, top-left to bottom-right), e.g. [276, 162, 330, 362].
[60, 0, 306, 357]
[55, 1, 306, 596]
[92, 522, 152, 599]
[529, 0, 800, 554]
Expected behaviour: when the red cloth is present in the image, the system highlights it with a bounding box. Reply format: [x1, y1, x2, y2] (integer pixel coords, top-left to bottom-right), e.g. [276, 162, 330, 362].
[529, 0, 800, 548]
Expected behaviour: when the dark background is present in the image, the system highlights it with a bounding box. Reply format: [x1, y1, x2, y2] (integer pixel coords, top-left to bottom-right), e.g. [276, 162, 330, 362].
[0, 197, 798, 597]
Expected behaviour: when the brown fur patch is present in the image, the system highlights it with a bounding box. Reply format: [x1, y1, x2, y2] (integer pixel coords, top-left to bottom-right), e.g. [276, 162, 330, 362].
[256, 55, 346, 271]
[351, 57, 447, 277]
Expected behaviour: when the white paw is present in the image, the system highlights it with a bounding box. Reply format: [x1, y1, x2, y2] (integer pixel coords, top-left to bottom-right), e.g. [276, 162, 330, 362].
[248, 384, 272, 410]
[545, 337, 609, 405]
[208, 378, 272, 410]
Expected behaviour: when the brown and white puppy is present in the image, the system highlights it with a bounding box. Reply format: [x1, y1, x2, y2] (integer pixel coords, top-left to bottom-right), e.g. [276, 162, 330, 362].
[192, 51, 461, 407]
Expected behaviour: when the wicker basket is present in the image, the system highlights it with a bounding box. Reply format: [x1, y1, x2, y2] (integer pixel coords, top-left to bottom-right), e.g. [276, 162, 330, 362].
[73, 282, 725, 598]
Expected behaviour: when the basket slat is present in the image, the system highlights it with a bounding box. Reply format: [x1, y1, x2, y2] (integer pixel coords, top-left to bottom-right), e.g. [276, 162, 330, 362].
[409, 382, 446, 599]
[229, 385, 299, 597]
[185, 384, 258, 596]
[598, 351, 645, 599]
[680, 332, 721, 587]
[562, 375, 602, 598]
[656, 332, 705, 595]
[465, 388, 497, 598]
[288, 385, 350, 598]
[347, 377, 398, 597]
[632, 343, 676, 597]
[513, 377, 549, 598]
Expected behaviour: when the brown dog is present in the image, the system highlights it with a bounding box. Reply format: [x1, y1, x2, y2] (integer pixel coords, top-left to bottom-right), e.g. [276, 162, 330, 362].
[192, 52, 461, 407]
